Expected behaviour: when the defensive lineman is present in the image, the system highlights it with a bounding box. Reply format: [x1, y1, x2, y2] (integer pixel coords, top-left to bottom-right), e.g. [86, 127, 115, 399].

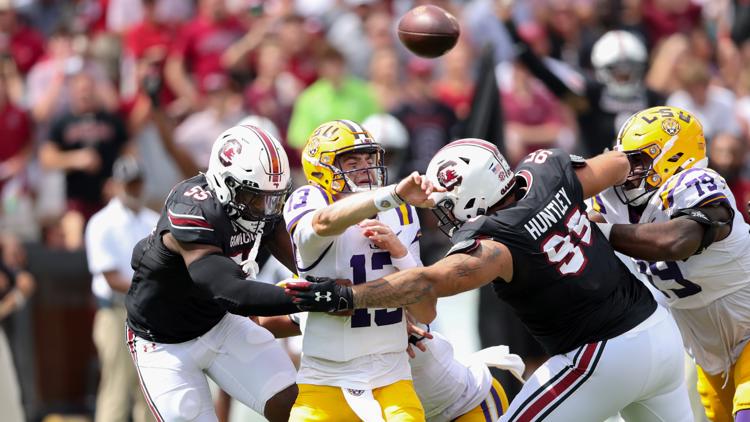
[287, 139, 693, 421]
[126, 125, 301, 422]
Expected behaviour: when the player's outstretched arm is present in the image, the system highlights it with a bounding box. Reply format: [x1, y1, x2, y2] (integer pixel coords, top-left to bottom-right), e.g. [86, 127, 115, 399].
[283, 240, 511, 322]
[312, 172, 444, 237]
[163, 233, 300, 316]
[575, 150, 630, 199]
[606, 205, 732, 261]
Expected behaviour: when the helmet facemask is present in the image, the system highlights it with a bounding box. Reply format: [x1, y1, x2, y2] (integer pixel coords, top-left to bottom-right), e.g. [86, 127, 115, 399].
[614, 145, 662, 206]
[327, 144, 387, 193]
[432, 196, 463, 237]
[224, 176, 291, 234]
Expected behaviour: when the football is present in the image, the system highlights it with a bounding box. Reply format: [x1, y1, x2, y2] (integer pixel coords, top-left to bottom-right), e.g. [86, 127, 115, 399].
[397, 5, 460, 58]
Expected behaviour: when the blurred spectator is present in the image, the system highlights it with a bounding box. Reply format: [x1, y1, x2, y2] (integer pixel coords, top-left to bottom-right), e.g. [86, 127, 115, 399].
[243, 37, 302, 150]
[433, 40, 475, 120]
[85, 157, 157, 422]
[501, 7, 663, 156]
[368, 47, 403, 112]
[0, 73, 31, 194]
[500, 61, 568, 165]
[39, 73, 129, 250]
[174, 73, 245, 169]
[736, 66, 750, 141]
[0, 0, 44, 75]
[326, 0, 378, 78]
[276, 14, 318, 87]
[667, 58, 741, 141]
[106, 0, 194, 34]
[642, 0, 703, 46]
[709, 132, 750, 223]
[362, 113, 410, 178]
[646, 33, 691, 94]
[164, 0, 246, 111]
[392, 58, 458, 178]
[287, 44, 379, 149]
[0, 233, 34, 422]
[27, 27, 119, 126]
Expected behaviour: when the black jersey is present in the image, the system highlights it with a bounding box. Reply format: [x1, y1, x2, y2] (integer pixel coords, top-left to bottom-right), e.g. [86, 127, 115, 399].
[126, 175, 275, 343]
[450, 149, 656, 355]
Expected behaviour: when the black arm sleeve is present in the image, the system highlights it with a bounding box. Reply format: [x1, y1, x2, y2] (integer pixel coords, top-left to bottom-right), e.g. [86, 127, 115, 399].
[504, 19, 583, 101]
[188, 253, 299, 316]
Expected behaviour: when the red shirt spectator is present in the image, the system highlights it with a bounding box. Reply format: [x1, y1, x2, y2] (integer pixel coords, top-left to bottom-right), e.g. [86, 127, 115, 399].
[169, 14, 245, 85]
[0, 3, 45, 74]
[0, 97, 31, 192]
[642, 0, 702, 46]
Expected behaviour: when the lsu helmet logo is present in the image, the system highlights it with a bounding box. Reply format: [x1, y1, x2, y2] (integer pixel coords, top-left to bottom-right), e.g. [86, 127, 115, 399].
[219, 139, 242, 167]
[661, 118, 681, 137]
[437, 160, 462, 190]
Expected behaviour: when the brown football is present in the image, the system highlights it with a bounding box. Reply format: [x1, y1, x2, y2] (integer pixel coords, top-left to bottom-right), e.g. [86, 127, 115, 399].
[397, 5, 460, 58]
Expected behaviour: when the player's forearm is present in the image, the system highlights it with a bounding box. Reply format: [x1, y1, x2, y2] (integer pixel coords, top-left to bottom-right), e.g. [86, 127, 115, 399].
[352, 267, 436, 309]
[312, 187, 397, 236]
[609, 220, 702, 261]
[188, 254, 299, 316]
[257, 315, 302, 338]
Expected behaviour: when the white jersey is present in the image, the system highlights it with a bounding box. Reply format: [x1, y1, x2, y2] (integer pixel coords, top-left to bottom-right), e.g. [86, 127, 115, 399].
[410, 332, 493, 422]
[284, 185, 422, 389]
[591, 167, 750, 373]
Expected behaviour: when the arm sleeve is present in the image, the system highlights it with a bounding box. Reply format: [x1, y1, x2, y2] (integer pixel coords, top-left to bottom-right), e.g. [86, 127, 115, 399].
[188, 253, 299, 316]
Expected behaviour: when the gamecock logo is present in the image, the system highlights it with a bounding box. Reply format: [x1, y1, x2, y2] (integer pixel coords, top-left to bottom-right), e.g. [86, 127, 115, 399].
[219, 139, 242, 167]
[437, 160, 462, 190]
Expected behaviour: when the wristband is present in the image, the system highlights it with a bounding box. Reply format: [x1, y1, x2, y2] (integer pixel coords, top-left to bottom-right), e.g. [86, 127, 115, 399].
[373, 185, 404, 211]
[391, 251, 419, 270]
[595, 222, 613, 241]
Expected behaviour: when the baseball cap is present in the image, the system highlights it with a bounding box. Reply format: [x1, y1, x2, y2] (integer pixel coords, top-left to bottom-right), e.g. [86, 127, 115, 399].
[112, 156, 144, 183]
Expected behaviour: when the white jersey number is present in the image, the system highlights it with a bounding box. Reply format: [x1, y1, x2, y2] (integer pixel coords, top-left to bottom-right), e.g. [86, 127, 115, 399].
[542, 208, 592, 275]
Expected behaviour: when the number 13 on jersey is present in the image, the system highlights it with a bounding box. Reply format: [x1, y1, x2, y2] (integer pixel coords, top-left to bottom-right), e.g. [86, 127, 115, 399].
[350, 252, 403, 328]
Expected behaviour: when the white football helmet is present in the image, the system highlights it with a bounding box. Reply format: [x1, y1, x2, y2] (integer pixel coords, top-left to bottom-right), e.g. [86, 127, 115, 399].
[206, 124, 291, 234]
[591, 30, 647, 98]
[425, 138, 515, 236]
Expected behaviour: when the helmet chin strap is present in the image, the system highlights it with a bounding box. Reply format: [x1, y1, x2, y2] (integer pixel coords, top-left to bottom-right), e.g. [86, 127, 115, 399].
[241, 224, 264, 279]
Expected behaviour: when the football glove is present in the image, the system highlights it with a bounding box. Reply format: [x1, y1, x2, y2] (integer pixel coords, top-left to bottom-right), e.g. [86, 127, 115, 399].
[283, 276, 354, 312]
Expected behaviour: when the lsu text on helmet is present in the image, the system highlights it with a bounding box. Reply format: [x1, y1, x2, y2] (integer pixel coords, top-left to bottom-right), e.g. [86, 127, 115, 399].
[591, 30, 647, 98]
[206, 124, 291, 233]
[425, 138, 515, 236]
[301, 119, 386, 194]
[614, 106, 706, 206]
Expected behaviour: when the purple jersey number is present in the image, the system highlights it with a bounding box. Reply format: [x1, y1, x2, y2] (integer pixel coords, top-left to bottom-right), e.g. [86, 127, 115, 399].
[350, 252, 403, 328]
[637, 260, 702, 299]
[287, 187, 310, 211]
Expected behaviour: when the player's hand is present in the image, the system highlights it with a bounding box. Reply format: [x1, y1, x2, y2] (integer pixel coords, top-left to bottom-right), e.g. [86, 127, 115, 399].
[359, 219, 408, 258]
[405, 312, 432, 358]
[284, 276, 354, 312]
[395, 172, 446, 208]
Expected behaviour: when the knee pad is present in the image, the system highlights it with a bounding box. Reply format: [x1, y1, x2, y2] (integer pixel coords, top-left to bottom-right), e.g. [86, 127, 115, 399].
[170, 389, 201, 421]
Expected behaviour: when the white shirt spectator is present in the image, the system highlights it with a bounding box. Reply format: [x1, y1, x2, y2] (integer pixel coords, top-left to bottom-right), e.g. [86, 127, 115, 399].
[85, 198, 158, 304]
[174, 108, 244, 170]
[667, 85, 741, 140]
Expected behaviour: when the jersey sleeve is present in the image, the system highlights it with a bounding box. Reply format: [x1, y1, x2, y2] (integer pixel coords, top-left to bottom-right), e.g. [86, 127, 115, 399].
[283, 185, 335, 262]
[659, 168, 733, 217]
[165, 189, 222, 247]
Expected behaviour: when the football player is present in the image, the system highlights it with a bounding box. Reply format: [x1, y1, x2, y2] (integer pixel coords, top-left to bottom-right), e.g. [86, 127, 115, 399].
[125, 125, 303, 422]
[589, 106, 750, 422]
[282, 119, 437, 421]
[287, 139, 694, 421]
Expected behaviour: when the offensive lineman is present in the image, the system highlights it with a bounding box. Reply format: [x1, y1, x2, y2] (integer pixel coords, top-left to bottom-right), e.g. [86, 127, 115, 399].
[590, 106, 750, 422]
[287, 139, 693, 420]
[283, 119, 437, 420]
[125, 125, 302, 422]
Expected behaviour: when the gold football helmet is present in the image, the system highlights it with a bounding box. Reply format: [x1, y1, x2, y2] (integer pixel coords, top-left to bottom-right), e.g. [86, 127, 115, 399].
[615, 106, 707, 205]
[301, 119, 386, 194]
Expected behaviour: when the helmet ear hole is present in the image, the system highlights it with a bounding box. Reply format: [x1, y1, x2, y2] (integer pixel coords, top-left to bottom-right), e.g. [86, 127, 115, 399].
[464, 198, 475, 209]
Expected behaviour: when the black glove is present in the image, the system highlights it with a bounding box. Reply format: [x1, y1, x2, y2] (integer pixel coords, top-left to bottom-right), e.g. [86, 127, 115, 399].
[283, 276, 354, 312]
